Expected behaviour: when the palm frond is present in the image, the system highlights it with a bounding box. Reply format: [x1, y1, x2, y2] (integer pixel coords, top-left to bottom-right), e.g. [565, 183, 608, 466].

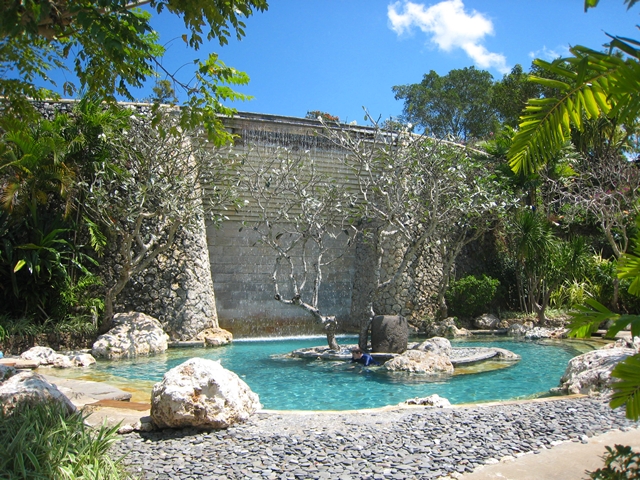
[567, 298, 618, 338]
[610, 353, 640, 420]
[508, 45, 638, 175]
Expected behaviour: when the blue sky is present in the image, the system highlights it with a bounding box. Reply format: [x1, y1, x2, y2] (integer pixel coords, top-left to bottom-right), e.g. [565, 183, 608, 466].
[68, 1, 640, 124]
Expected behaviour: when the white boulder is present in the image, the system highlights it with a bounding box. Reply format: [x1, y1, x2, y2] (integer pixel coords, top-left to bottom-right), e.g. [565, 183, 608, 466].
[525, 326, 566, 340]
[384, 350, 454, 374]
[554, 347, 635, 395]
[196, 327, 233, 347]
[150, 358, 261, 430]
[92, 312, 169, 359]
[474, 314, 501, 330]
[413, 337, 452, 357]
[0, 371, 76, 415]
[69, 353, 97, 367]
[20, 346, 57, 365]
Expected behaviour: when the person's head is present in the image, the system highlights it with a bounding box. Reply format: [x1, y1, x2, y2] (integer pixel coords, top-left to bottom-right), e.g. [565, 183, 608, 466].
[351, 347, 363, 359]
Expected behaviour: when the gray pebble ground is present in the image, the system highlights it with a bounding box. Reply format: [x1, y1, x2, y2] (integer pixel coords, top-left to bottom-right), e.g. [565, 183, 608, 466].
[113, 397, 637, 480]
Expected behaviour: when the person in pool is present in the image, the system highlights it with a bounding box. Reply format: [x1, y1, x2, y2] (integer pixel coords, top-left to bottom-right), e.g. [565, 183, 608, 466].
[351, 347, 379, 366]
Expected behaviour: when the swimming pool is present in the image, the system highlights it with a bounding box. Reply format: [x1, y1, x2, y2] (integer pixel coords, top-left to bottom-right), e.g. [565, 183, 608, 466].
[78, 336, 588, 410]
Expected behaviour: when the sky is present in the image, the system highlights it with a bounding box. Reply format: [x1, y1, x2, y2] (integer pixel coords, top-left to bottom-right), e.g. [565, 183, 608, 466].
[61, 1, 640, 125]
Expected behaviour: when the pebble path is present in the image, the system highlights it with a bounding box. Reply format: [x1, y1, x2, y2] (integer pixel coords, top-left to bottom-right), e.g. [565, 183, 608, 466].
[113, 397, 637, 480]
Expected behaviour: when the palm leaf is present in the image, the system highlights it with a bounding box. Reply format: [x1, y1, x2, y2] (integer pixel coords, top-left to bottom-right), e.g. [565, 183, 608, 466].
[508, 45, 637, 175]
[607, 314, 640, 338]
[610, 353, 640, 420]
[567, 298, 618, 338]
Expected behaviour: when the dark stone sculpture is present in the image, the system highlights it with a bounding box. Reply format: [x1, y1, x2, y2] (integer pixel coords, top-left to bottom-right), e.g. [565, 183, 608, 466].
[371, 315, 408, 353]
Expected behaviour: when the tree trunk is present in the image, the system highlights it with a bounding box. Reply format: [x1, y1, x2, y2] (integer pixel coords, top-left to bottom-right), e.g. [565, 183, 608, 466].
[323, 316, 340, 351]
[358, 318, 371, 351]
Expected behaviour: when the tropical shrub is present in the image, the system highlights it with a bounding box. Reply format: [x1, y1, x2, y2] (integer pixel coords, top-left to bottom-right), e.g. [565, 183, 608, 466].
[445, 274, 500, 318]
[0, 402, 129, 479]
[589, 444, 640, 479]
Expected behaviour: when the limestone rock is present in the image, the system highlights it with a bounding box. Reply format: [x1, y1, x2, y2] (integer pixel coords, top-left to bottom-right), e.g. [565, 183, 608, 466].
[53, 355, 74, 368]
[196, 327, 233, 347]
[493, 347, 521, 361]
[525, 327, 567, 340]
[508, 323, 529, 336]
[605, 336, 640, 352]
[20, 346, 57, 365]
[427, 317, 471, 338]
[150, 358, 261, 430]
[413, 337, 452, 357]
[69, 353, 97, 367]
[0, 371, 76, 415]
[474, 313, 501, 330]
[383, 350, 454, 374]
[553, 347, 635, 395]
[92, 312, 169, 359]
[371, 315, 408, 353]
[404, 394, 451, 408]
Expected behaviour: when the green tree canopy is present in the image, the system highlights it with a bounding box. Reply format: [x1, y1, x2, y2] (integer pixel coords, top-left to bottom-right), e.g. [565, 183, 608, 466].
[0, 0, 268, 141]
[392, 66, 496, 141]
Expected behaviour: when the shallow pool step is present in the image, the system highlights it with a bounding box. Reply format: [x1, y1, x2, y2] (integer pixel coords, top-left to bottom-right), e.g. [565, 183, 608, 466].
[88, 399, 151, 411]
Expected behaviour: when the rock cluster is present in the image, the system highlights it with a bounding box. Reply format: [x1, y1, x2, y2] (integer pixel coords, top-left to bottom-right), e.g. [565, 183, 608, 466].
[553, 347, 636, 395]
[384, 349, 454, 374]
[404, 394, 451, 408]
[151, 358, 261, 430]
[20, 346, 96, 368]
[426, 317, 472, 338]
[92, 312, 169, 359]
[112, 397, 636, 479]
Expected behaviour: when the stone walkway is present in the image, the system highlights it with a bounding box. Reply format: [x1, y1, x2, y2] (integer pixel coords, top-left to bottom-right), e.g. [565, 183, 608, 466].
[82, 394, 637, 480]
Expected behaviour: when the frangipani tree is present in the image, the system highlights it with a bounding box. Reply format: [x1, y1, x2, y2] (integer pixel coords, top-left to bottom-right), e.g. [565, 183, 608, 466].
[239, 146, 356, 351]
[324, 115, 502, 348]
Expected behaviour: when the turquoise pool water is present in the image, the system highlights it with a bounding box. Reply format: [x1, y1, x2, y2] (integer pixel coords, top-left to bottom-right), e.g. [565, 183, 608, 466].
[88, 336, 585, 411]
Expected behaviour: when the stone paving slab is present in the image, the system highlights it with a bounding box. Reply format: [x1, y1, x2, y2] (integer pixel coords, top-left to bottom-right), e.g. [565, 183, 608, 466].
[42, 374, 133, 406]
[461, 427, 640, 480]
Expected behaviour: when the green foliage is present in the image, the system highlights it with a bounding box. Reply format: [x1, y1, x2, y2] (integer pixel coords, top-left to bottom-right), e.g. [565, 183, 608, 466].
[610, 354, 640, 419]
[589, 444, 640, 479]
[0, 401, 128, 479]
[446, 275, 500, 318]
[393, 66, 497, 141]
[510, 0, 640, 420]
[507, 31, 640, 174]
[550, 279, 598, 309]
[0, 0, 267, 141]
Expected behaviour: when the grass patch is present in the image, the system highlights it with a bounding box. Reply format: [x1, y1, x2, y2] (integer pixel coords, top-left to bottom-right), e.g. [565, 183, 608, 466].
[0, 401, 130, 479]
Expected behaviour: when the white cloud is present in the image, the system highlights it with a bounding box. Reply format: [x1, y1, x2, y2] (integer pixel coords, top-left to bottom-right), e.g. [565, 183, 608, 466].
[388, 0, 510, 74]
[528, 46, 569, 62]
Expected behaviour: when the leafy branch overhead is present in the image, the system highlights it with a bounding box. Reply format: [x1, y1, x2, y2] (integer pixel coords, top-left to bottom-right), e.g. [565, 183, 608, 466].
[0, 0, 268, 141]
[507, 41, 640, 175]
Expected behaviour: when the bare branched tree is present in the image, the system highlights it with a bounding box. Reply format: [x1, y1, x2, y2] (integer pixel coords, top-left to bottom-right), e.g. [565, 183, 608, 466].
[238, 145, 357, 350]
[323, 115, 497, 348]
